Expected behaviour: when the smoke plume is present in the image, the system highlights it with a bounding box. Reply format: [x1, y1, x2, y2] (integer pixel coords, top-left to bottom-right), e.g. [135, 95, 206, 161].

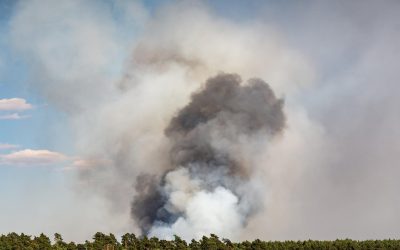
[6, 0, 318, 241]
[8, 0, 400, 243]
[6, 0, 319, 241]
[131, 73, 285, 239]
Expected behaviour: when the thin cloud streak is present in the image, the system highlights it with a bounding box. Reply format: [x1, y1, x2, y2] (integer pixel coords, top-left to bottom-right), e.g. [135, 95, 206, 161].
[59, 158, 108, 172]
[0, 143, 19, 150]
[0, 149, 67, 166]
[0, 113, 31, 120]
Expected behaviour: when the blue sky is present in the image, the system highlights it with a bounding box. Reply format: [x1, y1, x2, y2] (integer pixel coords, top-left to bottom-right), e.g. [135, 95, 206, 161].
[0, 0, 63, 214]
[0, 1, 59, 149]
[1, 0, 400, 242]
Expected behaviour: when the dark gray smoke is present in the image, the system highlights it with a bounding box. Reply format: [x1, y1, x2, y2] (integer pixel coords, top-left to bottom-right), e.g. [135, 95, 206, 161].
[131, 73, 285, 236]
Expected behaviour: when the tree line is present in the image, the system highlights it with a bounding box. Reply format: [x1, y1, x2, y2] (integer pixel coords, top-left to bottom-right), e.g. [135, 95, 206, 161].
[1, 232, 400, 249]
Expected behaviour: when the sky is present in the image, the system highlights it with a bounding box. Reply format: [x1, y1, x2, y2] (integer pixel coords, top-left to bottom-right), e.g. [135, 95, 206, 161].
[1, 0, 400, 243]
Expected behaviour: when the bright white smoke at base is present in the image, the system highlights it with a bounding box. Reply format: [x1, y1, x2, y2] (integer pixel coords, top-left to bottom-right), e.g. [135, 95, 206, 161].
[151, 187, 241, 240]
[149, 169, 243, 240]
[146, 166, 264, 240]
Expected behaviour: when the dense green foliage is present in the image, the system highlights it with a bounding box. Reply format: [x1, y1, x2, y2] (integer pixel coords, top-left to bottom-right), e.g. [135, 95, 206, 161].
[1, 232, 399, 250]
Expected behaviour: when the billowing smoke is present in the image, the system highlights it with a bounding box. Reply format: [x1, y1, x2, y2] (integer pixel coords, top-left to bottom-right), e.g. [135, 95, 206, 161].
[6, 0, 317, 241]
[8, 0, 400, 243]
[131, 73, 285, 239]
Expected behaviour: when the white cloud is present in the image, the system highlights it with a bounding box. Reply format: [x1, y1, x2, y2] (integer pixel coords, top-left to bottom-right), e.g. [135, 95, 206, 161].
[0, 98, 33, 120]
[0, 149, 67, 166]
[0, 143, 19, 150]
[0, 98, 33, 111]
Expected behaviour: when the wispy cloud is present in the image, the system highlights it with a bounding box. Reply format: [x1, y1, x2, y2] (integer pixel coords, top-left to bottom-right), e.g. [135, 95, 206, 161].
[0, 98, 32, 111]
[61, 158, 106, 171]
[0, 149, 67, 166]
[0, 143, 19, 150]
[0, 113, 31, 120]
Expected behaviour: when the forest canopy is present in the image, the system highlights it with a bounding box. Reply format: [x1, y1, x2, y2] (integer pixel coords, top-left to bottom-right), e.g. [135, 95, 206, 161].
[1, 232, 400, 250]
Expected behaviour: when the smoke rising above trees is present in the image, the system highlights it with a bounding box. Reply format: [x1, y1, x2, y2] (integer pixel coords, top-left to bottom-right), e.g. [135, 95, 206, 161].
[5, 0, 400, 242]
[132, 73, 285, 239]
